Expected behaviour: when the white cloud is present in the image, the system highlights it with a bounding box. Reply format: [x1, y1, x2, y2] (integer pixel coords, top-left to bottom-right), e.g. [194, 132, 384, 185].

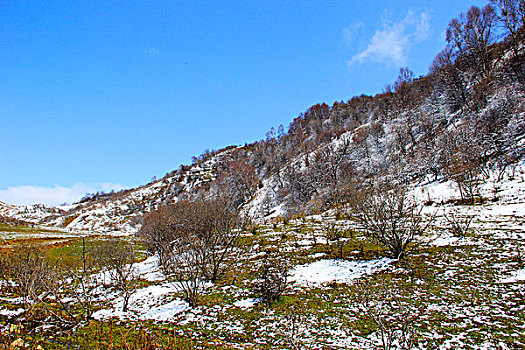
[0, 182, 126, 207]
[145, 47, 159, 55]
[342, 22, 364, 46]
[348, 10, 431, 67]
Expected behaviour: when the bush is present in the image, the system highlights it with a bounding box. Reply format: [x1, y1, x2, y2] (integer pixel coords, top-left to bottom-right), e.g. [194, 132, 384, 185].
[357, 280, 417, 350]
[93, 238, 138, 312]
[140, 197, 246, 307]
[251, 257, 288, 305]
[444, 209, 474, 237]
[352, 187, 432, 260]
[0, 240, 101, 327]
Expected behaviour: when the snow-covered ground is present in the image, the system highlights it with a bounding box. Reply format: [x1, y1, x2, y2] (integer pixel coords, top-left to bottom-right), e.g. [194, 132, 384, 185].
[290, 258, 393, 285]
[92, 282, 188, 322]
[1, 162, 525, 349]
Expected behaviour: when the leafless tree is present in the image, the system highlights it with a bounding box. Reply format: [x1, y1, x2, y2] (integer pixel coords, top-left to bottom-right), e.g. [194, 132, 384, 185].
[140, 206, 177, 269]
[357, 281, 417, 350]
[446, 5, 497, 79]
[393, 67, 415, 108]
[283, 305, 305, 350]
[430, 46, 469, 110]
[0, 239, 101, 327]
[0, 245, 52, 312]
[444, 209, 474, 238]
[193, 199, 246, 282]
[217, 152, 260, 208]
[140, 198, 245, 307]
[93, 238, 138, 312]
[50, 238, 100, 325]
[282, 160, 316, 209]
[352, 187, 432, 260]
[160, 234, 206, 308]
[490, 0, 525, 56]
[439, 126, 486, 204]
[324, 222, 353, 260]
[251, 256, 288, 305]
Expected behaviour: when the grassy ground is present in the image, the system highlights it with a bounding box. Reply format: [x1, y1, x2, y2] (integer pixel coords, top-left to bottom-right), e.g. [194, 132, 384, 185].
[0, 207, 524, 349]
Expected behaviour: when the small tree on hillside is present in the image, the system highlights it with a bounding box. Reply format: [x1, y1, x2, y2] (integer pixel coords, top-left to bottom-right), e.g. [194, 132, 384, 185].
[0, 245, 52, 312]
[217, 155, 259, 208]
[324, 222, 353, 260]
[93, 238, 138, 312]
[357, 280, 417, 350]
[446, 4, 497, 79]
[351, 186, 432, 260]
[490, 0, 525, 58]
[140, 197, 245, 307]
[251, 255, 288, 305]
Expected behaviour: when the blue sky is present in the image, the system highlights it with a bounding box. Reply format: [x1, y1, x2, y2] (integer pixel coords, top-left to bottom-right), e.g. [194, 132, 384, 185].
[0, 0, 486, 205]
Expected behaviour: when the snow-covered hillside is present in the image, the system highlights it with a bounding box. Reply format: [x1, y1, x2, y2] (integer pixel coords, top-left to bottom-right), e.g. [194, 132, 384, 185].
[0, 201, 64, 224]
[0, 149, 235, 234]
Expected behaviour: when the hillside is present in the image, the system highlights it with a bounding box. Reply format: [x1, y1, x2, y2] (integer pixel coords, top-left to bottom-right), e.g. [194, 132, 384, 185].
[2, 6, 525, 232]
[1, 2, 525, 349]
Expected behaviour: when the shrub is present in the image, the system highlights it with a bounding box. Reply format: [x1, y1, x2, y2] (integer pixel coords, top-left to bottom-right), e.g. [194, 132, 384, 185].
[93, 238, 138, 312]
[251, 258, 288, 305]
[444, 209, 474, 237]
[140, 197, 246, 307]
[352, 187, 432, 260]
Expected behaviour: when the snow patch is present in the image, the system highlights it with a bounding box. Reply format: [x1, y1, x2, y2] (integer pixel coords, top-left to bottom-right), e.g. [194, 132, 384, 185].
[234, 298, 259, 308]
[290, 258, 393, 285]
[499, 268, 525, 283]
[93, 282, 188, 322]
[0, 308, 24, 317]
[432, 236, 460, 247]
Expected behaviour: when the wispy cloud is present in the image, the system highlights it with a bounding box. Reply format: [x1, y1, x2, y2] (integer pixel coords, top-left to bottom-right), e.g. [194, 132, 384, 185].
[145, 47, 159, 55]
[0, 182, 126, 207]
[342, 22, 364, 46]
[348, 10, 431, 67]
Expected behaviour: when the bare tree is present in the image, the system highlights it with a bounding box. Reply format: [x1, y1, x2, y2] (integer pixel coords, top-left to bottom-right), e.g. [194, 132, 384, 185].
[283, 305, 305, 350]
[440, 127, 485, 204]
[393, 67, 415, 108]
[140, 198, 245, 307]
[444, 209, 474, 238]
[282, 160, 316, 209]
[140, 206, 178, 268]
[193, 199, 246, 282]
[93, 238, 138, 312]
[357, 281, 417, 350]
[430, 46, 469, 110]
[251, 256, 288, 305]
[50, 238, 100, 325]
[217, 153, 260, 208]
[0, 245, 52, 312]
[490, 0, 525, 56]
[352, 187, 432, 260]
[446, 5, 497, 78]
[324, 222, 353, 260]
[0, 240, 101, 327]
[160, 234, 206, 308]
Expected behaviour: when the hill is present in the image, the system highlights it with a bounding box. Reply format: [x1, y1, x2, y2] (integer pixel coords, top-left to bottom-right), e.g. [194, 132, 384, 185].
[0, 2, 525, 349]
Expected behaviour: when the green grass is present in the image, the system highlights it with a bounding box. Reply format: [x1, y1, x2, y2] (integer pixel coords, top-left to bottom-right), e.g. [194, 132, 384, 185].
[0, 223, 65, 234]
[1, 212, 525, 349]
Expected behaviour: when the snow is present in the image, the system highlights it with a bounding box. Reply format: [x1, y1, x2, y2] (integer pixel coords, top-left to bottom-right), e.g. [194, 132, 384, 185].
[0, 308, 24, 317]
[92, 282, 189, 322]
[134, 255, 164, 282]
[234, 298, 259, 308]
[499, 268, 525, 283]
[432, 236, 460, 247]
[141, 298, 188, 320]
[289, 258, 393, 285]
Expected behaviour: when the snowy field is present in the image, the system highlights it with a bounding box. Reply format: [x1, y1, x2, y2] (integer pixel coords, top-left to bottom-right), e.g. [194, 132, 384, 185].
[0, 164, 524, 349]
